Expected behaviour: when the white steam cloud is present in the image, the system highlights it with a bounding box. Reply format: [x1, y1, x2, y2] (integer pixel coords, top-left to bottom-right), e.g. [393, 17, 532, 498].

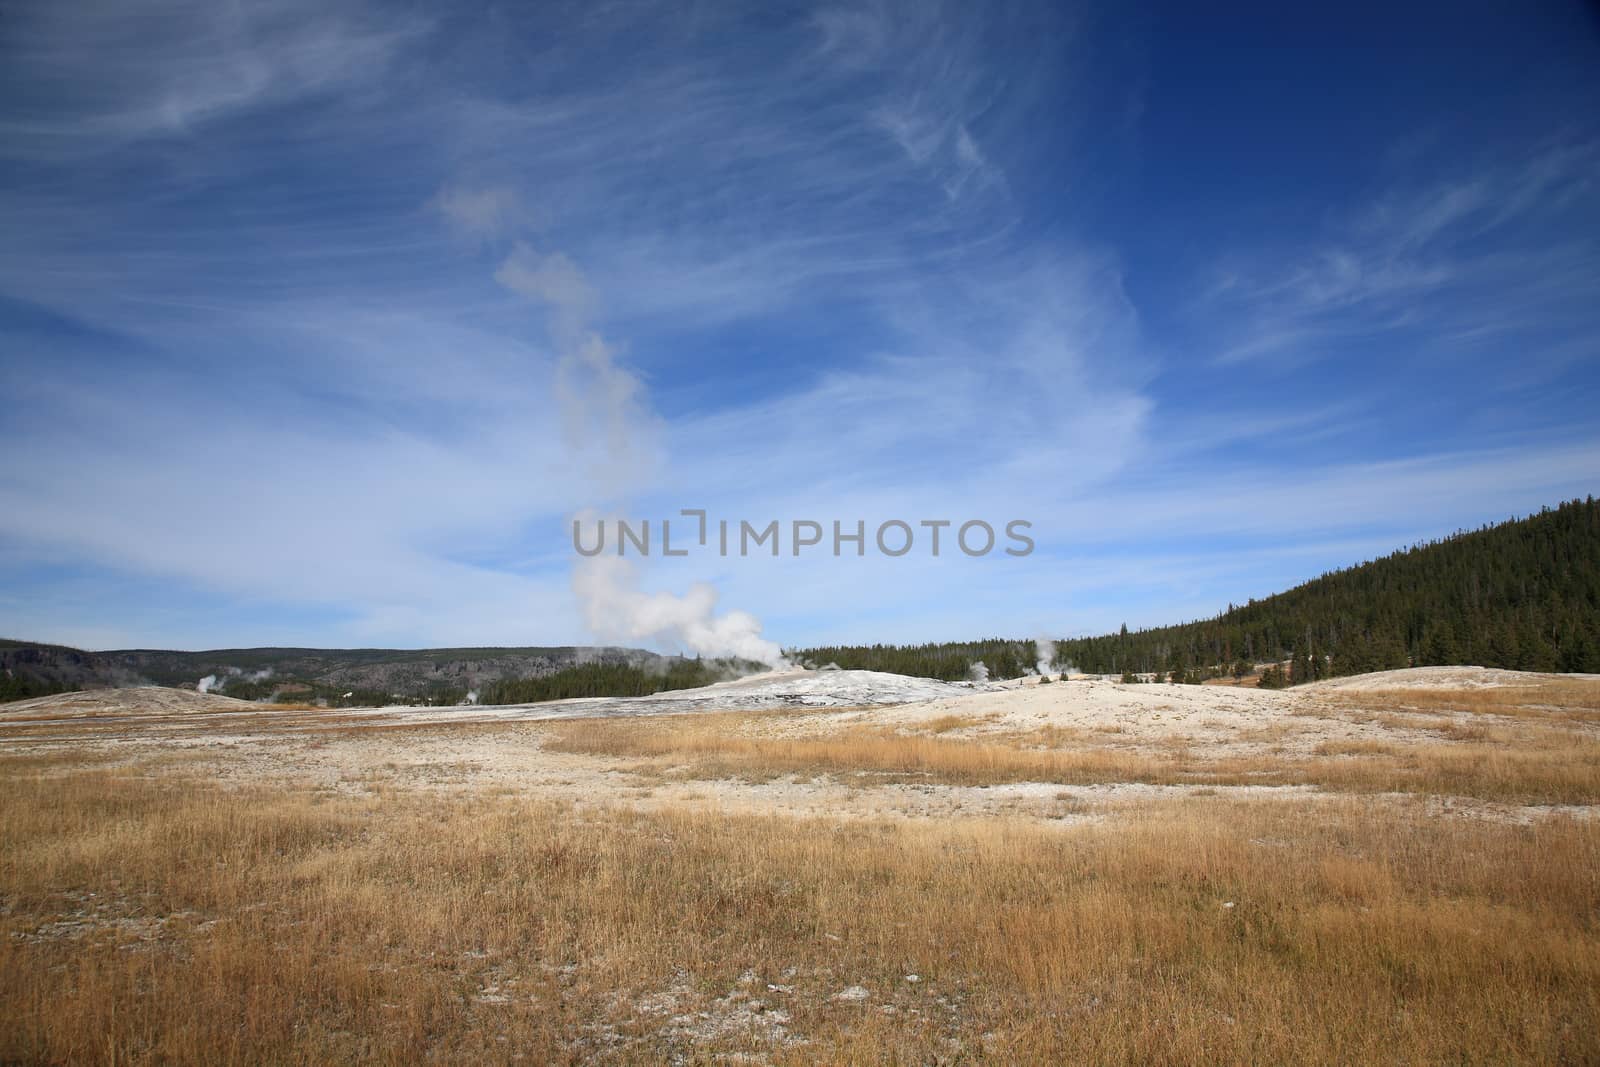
[575, 554, 784, 667]
[467, 197, 784, 668]
[196, 666, 272, 694]
[1035, 637, 1056, 677]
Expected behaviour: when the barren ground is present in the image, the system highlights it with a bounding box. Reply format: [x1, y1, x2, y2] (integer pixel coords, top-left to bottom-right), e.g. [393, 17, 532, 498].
[5, 667, 1596, 823]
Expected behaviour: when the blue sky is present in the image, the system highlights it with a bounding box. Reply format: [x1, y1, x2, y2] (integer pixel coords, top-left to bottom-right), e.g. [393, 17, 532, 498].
[1, 0, 1598, 653]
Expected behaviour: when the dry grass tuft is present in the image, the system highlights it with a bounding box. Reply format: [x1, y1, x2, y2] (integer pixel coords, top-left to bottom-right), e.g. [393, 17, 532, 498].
[920, 712, 1000, 734]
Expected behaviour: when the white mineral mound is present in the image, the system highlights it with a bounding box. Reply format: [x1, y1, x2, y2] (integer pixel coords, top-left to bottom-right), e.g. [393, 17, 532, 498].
[1301, 666, 1597, 692]
[356, 667, 991, 723]
[637, 667, 987, 708]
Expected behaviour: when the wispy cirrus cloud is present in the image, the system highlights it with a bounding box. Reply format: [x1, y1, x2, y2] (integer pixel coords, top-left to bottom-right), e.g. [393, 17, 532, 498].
[0, 0, 427, 159]
[1205, 141, 1600, 368]
[0, 0, 1100, 649]
[0, 0, 1595, 651]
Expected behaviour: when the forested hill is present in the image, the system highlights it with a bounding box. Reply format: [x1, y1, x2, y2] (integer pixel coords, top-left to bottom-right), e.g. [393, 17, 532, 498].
[795, 498, 1600, 684]
[0, 643, 691, 706]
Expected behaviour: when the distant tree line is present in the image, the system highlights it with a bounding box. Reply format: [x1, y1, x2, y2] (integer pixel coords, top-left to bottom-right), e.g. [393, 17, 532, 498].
[2, 657, 756, 708]
[790, 639, 1037, 681]
[0, 672, 71, 703]
[218, 678, 278, 702]
[289, 658, 753, 707]
[481, 658, 748, 705]
[793, 498, 1600, 685]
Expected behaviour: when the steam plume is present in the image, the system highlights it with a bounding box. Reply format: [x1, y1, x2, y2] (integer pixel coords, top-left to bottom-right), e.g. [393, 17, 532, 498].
[477, 214, 784, 667]
[196, 666, 271, 695]
[575, 555, 784, 667]
[1035, 637, 1056, 677]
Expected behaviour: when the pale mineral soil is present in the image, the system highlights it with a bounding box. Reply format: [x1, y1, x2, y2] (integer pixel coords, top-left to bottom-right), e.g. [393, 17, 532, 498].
[4, 666, 1597, 826]
[1301, 664, 1600, 691]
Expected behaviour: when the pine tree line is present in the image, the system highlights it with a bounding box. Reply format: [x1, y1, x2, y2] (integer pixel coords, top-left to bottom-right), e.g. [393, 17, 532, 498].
[0, 672, 71, 704]
[789, 638, 1036, 682]
[481, 658, 742, 704]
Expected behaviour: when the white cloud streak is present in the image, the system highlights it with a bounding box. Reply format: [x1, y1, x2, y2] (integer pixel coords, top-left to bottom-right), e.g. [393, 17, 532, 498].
[1206, 142, 1600, 368]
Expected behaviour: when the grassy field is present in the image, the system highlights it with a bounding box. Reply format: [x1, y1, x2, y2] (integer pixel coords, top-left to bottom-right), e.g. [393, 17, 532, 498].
[1322, 678, 1600, 723]
[2, 764, 1598, 1064]
[3, 674, 1599, 1063]
[543, 708, 1600, 805]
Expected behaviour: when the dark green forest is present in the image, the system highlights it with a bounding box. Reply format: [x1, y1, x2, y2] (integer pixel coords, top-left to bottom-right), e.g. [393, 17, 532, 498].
[479, 658, 747, 704]
[0, 671, 64, 704]
[791, 639, 1035, 682]
[794, 498, 1600, 685]
[0, 639, 107, 703]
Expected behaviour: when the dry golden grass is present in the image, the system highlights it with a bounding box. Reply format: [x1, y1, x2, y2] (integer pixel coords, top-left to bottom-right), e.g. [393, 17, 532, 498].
[920, 712, 999, 734]
[1315, 739, 1401, 757]
[2, 763, 1597, 1065]
[546, 715, 1203, 788]
[5, 680, 1599, 1062]
[544, 713, 1600, 804]
[0, 708, 362, 743]
[1000, 723, 1096, 747]
[1327, 678, 1600, 723]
